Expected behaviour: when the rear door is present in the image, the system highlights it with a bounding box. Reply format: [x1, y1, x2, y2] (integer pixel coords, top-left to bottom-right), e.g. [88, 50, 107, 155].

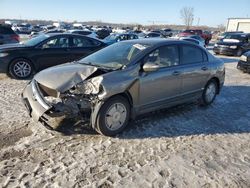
[69, 36, 103, 60]
[34, 36, 72, 70]
[180, 44, 210, 97]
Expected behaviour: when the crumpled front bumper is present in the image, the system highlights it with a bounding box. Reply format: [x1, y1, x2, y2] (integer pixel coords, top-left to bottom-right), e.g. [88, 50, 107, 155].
[21, 80, 69, 129]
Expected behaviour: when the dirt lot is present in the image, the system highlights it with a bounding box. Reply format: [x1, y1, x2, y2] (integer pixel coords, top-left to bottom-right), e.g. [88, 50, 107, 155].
[0, 55, 250, 187]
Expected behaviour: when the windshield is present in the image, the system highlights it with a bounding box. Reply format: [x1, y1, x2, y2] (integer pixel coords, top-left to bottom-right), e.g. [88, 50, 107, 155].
[23, 34, 49, 46]
[79, 42, 150, 69]
[224, 34, 246, 42]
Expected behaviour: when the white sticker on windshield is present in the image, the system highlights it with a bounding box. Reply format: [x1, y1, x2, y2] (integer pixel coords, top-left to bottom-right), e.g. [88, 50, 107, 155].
[133, 44, 147, 50]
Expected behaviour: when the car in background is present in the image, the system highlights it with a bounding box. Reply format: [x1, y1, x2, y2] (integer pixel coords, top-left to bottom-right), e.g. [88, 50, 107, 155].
[21, 39, 225, 136]
[12, 23, 32, 34]
[0, 24, 20, 45]
[237, 51, 250, 73]
[178, 29, 212, 45]
[0, 33, 107, 79]
[103, 33, 138, 45]
[213, 33, 250, 56]
[180, 35, 206, 47]
[68, 29, 98, 38]
[163, 28, 173, 37]
[179, 37, 205, 47]
[96, 28, 111, 39]
[145, 32, 163, 38]
[217, 31, 243, 41]
[32, 25, 43, 32]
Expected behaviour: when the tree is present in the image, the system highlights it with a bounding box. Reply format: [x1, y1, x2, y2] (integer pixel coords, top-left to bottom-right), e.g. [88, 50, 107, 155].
[180, 7, 194, 29]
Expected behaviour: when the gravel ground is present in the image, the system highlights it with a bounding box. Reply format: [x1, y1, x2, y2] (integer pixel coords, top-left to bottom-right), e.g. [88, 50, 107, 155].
[0, 56, 250, 188]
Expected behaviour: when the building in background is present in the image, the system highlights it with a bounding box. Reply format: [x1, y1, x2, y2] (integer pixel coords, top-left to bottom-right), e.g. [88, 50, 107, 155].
[226, 18, 250, 33]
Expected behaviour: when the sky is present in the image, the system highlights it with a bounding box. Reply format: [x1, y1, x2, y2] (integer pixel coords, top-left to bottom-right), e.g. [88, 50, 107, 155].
[0, 0, 249, 27]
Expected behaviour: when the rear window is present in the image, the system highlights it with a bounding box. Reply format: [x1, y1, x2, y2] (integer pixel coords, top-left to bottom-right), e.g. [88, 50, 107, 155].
[181, 45, 203, 64]
[0, 26, 15, 34]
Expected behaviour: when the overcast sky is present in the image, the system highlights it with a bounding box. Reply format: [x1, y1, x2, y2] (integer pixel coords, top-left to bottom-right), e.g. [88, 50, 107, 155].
[0, 0, 249, 26]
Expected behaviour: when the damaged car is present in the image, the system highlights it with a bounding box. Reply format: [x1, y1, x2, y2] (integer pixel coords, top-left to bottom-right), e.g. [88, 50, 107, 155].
[22, 39, 225, 136]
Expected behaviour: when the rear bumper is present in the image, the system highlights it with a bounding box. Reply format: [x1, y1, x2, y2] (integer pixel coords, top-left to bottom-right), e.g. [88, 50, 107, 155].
[0, 57, 10, 74]
[237, 60, 250, 72]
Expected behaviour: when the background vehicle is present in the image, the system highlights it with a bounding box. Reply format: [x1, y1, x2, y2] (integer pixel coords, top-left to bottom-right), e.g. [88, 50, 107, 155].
[237, 51, 250, 72]
[0, 24, 20, 45]
[12, 23, 32, 34]
[213, 33, 250, 56]
[22, 39, 225, 136]
[68, 29, 98, 38]
[179, 37, 205, 47]
[163, 28, 173, 37]
[145, 32, 163, 38]
[178, 29, 212, 45]
[217, 31, 244, 41]
[103, 33, 138, 45]
[0, 33, 106, 79]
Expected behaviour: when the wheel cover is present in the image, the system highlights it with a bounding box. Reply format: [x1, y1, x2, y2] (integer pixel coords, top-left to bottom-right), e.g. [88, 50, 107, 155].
[13, 61, 31, 78]
[105, 103, 127, 131]
[205, 82, 216, 103]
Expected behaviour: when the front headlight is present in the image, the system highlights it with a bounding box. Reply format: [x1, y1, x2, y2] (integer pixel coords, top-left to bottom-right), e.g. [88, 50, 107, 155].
[214, 43, 218, 47]
[240, 55, 247, 62]
[229, 46, 237, 49]
[0, 52, 9, 57]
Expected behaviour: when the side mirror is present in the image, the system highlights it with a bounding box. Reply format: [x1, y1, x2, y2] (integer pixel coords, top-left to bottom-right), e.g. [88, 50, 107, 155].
[143, 62, 160, 72]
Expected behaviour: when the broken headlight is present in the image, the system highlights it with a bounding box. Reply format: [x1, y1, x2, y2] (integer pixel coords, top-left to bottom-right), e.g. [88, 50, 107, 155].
[70, 81, 99, 95]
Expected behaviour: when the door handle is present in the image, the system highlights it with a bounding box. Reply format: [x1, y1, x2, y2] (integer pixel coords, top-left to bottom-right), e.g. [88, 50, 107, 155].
[172, 71, 180, 76]
[201, 67, 208, 71]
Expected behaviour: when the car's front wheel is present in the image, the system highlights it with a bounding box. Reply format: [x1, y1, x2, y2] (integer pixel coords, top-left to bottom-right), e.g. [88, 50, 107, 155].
[200, 79, 218, 106]
[95, 96, 130, 136]
[9, 58, 34, 79]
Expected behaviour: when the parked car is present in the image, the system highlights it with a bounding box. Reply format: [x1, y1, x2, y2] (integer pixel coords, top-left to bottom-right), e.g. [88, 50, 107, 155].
[145, 32, 163, 38]
[96, 28, 111, 39]
[103, 33, 138, 45]
[0, 33, 107, 79]
[213, 33, 250, 56]
[217, 31, 243, 41]
[32, 25, 43, 32]
[68, 29, 98, 38]
[237, 51, 250, 73]
[180, 35, 206, 47]
[163, 28, 173, 37]
[0, 24, 20, 45]
[12, 23, 32, 34]
[22, 39, 225, 136]
[178, 29, 212, 45]
[179, 37, 205, 47]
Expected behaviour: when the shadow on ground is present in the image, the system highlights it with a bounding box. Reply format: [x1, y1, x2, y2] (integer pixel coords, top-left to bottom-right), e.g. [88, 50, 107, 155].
[56, 85, 250, 139]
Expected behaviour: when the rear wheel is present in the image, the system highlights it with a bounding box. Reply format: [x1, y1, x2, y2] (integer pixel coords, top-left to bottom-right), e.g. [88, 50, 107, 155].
[200, 80, 218, 106]
[9, 58, 34, 79]
[95, 96, 130, 136]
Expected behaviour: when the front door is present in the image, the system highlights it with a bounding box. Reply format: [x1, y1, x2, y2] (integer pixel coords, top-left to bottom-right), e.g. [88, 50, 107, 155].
[139, 45, 182, 111]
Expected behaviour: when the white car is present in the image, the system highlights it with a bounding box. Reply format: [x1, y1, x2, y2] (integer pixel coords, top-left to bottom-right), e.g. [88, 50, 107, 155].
[68, 29, 98, 38]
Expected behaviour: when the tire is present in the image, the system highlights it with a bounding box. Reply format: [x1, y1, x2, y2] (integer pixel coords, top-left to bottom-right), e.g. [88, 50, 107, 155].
[236, 49, 243, 57]
[95, 96, 130, 136]
[9, 58, 34, 79]
[200, 79, 218, 106]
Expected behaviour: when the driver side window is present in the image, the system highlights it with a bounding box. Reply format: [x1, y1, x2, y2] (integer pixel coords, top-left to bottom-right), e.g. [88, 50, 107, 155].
[144, 45, 179, 67]
[42, 37, 69, 48]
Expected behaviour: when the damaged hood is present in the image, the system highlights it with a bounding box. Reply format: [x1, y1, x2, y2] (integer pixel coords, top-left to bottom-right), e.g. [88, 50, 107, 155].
[34, 63, 98, 92]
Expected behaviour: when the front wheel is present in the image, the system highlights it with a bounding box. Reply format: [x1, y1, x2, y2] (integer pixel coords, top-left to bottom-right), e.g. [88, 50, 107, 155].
[95, 96, 130, 136]
[9, 58, 34, 79]
[200, 80, 218, 106]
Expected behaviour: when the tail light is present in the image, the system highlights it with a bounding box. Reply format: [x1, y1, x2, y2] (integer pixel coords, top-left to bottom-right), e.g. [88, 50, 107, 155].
[11, 34, 20, 42]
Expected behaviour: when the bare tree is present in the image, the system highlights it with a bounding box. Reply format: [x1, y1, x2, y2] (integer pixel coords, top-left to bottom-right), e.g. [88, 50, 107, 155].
[180, 7, 194, 29]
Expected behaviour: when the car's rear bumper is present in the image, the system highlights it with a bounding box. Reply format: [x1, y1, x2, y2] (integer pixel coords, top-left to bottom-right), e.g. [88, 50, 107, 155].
[0, 57, 11, 74]
[237, 60, 250, 72]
